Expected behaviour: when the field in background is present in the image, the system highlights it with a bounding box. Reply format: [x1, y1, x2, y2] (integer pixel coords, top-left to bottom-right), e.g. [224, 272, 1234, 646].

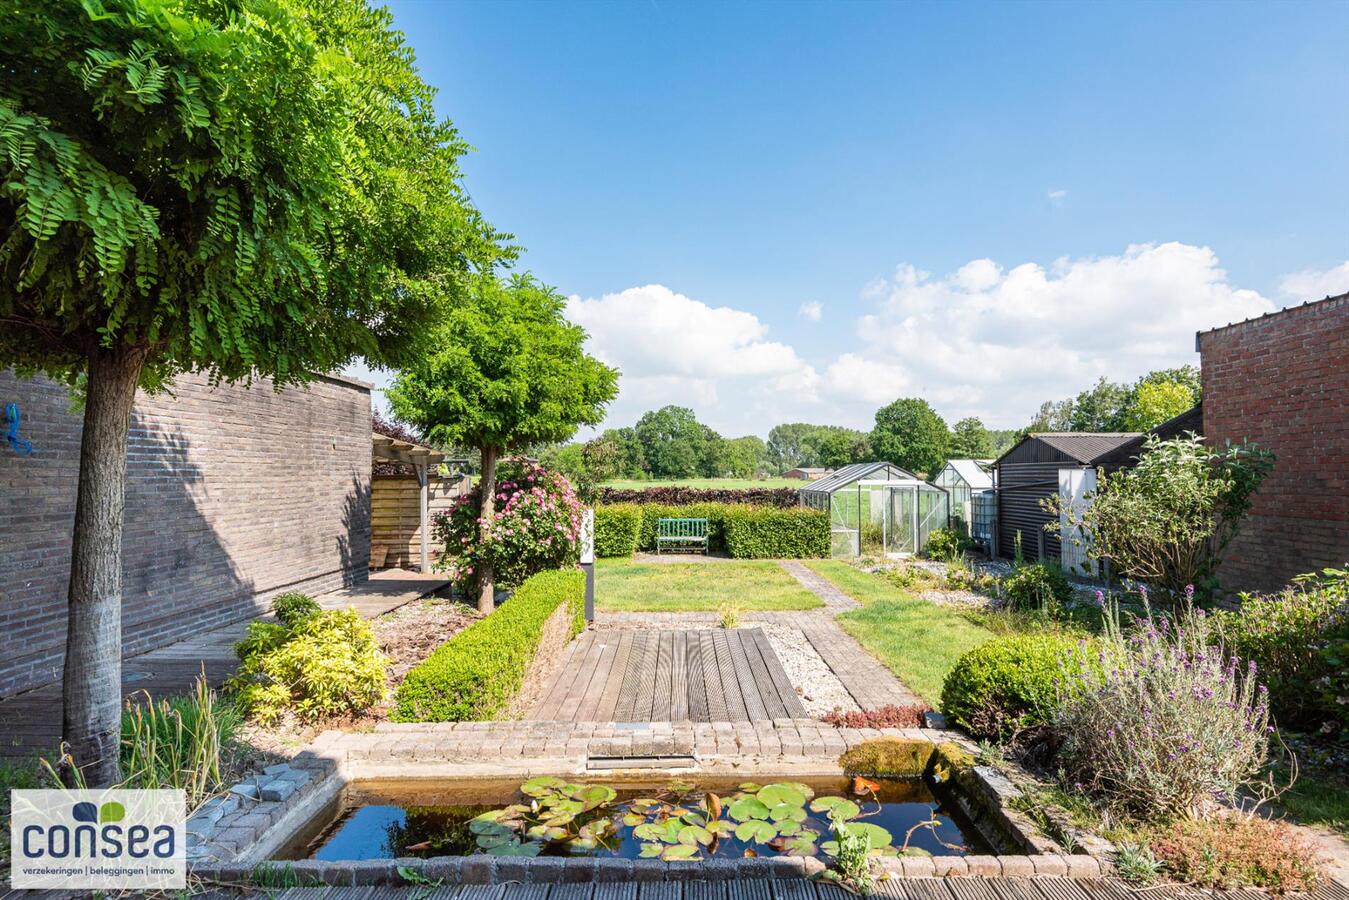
[601, 477, 803, 490]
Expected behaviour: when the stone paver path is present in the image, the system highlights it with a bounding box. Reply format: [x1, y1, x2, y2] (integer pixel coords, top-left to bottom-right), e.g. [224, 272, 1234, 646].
[778, 559, 860, 610]
[0, 570, 448, 759]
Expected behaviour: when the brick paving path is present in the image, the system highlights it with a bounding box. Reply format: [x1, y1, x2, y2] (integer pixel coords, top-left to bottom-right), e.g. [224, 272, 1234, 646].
[778, 560, 860, 610]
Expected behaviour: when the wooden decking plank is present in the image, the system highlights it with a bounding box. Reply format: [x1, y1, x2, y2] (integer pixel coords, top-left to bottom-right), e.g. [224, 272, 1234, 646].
[502, 888, 550, 900]
[613, 631, 649, 722]
[574, 632, 621, 721]
[902, 879, 956, 900]
[728, 630, 770, 720]
[816, 883, 855, 900]
[988, 882, 1044, 900]
[772, 883, 816, 900]
[711, 629, 749, 721]
[631, 629, 662, 723]
[593, 885, 638, 900]
[686, 629, 710, 721]
[1032, 880, 1091, 900]
[594, 630, 635, 722]
[458, 886, 506, 900]
[531, 634, 592, 720]
[741, 628, 790, 718]
[1314, 881, 1349, 900]
[700, 630, 730, 721]
[638, 885, 681, 900]
[548, 886, 594, 900]
[684, 885, 727, 900]
[564, 633, 611, 722]
[752, 628, 810, 718]
[669, 630, 690, 721]
[728, 881, 774, 900]
[944, 880, 1003, 900]
[1073, 881, 1135, 900]
[651, 629, 674, 721]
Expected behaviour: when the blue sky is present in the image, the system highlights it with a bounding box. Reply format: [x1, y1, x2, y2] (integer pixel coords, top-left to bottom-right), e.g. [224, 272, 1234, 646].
[357, 0, 1349, 435]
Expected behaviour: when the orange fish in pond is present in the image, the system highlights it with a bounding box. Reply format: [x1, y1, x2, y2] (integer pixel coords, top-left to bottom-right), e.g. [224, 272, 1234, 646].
[405, 840, 432, 851]
[852, 776, 880, 796]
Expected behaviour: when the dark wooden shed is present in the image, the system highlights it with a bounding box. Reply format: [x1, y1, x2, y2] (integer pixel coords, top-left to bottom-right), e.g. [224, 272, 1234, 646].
[992, 432, 1140, 563]
[1094, 403, 1204, 473]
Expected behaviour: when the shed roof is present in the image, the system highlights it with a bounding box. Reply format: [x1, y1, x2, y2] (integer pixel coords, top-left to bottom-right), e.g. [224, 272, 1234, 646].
[994, 432, 1141, 467]
[800, 461, 920, 495]
[1094, 403, 1204, 471]
[372, 432, 445, 467]
[944, 458, 994, 489]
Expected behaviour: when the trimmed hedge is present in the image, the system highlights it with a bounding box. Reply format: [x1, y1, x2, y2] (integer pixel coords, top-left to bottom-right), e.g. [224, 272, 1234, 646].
[596, 486, 799, 508]
[722, 506, 829, 558]
[594, 504, 641, 558]
[392, 569, 584, 722]
[593, 502, 828, 560]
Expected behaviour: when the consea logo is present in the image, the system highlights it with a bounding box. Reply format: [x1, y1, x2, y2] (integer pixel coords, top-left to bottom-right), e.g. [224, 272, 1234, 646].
[10, 789, 185, 889]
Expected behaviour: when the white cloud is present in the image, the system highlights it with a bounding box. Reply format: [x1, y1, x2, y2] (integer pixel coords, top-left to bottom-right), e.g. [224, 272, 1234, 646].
[799, 301, 823, 322]
[1278, 261, 1349, 302]
[831, 242, 1276, 428]
[1048, 189, 1068, 206]
[565, 284, 820, 436]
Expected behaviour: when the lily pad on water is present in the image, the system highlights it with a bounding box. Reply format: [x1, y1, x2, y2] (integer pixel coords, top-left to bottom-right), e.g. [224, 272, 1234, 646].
[521, 776, 568, 798]
[769, 803, 807, 823]
[734, 820, 779, 843]
[677, 825, 713, 846]
[810, 796, 861, 819]
[838, 822, 893, 846]
[485, 839, 543, 857]
[729, 797, 771, 822]
[576, 785, 617, 810]
[639, 843, 664, 858]
[633, 822, 669, 842]
[756, 784, 807, 809]
[662, 844, 699, 861]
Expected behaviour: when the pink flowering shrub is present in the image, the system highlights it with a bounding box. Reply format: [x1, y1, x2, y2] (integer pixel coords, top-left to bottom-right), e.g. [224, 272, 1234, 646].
[434, 461, 583, 594]
[1052, 589, 1272, 819]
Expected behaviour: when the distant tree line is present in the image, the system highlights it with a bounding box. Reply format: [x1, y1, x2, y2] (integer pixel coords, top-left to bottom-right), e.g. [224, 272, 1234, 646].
[1024, 366, 1201, 434]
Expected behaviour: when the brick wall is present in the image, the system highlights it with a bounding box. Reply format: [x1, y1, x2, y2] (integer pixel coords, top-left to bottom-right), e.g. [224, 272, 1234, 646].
[0, 370, 372, 697]
[1197, 294, 1349, 594]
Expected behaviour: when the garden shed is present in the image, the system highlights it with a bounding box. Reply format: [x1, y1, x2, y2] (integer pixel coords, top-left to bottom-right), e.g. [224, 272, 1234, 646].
[800, 461, 949, 558]
[991, 432, 1139, 569]
[932, 459, 994, 546]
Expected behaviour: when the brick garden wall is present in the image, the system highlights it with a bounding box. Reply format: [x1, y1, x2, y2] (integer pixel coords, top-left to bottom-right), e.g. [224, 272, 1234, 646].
[1198, 294, 1349, 594]
[0, 370, 372, 697]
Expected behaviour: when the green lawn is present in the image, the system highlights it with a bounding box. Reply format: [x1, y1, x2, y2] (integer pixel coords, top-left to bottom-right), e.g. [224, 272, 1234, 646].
[595, 558, 822, 611]
[1275, 765, 1349, 838]
[601, 477, 803, 490]
[804, 560, 996, 705]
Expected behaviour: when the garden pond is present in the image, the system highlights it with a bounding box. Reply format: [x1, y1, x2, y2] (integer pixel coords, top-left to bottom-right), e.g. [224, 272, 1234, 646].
[284, 775, 991, 862]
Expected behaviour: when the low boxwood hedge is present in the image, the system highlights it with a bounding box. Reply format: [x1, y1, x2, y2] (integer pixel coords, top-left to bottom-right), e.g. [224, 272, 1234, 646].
[594, 504, 641, 558]
[392, 569, 584, 722]
[722, 506, 829, 558]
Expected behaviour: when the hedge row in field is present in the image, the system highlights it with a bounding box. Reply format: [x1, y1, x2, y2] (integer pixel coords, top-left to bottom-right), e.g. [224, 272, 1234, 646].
[595, 486, 799, 508]
[392, 569, 584, 722]
[594, 503, 827, 559]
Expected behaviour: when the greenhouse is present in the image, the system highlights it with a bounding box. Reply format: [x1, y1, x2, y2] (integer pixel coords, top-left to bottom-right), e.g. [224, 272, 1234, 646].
[932, 458, 994, 547]
[800, 462, 950, 558]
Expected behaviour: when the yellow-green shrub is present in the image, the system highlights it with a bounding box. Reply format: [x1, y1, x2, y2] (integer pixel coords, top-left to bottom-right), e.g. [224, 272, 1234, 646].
[722, 506, 828, 558]
[393, 569, 584, 722]
[594, 504, 641, 557]
[228, 606, 387, 724]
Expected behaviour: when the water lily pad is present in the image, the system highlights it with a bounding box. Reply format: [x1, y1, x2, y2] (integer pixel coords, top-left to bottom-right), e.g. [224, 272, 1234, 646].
[708, 820, 736, 837]
[729, 797, 771, 822]
[769, 803, 807, 823]
[622, 812, 646, 827]
[734, 820, 779, 843]
[900, 847, 932, 857]
[577, 785, 617, 810]
[756, 784, 807, 808]
[782, 834, 818, 856]
[776, 820, 802, 836]
[542, 811, 576, 827]
[739, 782, 763, 792]
[639, 843, 664, 858]
[521, 776, 567, 798]
[486, 839, 543, 857]
[662, 844, 699, 861]
[633, 823, 669, 842]
[681, 811, 707, 827]
[810, 797, 861, 819]
[678, 825, 713, 846]
[476, 832, 516, 849]
[838, 822, 893, 847]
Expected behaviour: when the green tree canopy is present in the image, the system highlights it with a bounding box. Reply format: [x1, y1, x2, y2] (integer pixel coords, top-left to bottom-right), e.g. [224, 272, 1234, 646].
[0, 0, 506, 785]
[1123, 380, 1196, 431]
[388, 273, 617, 611]
[870, 398, 950, 476]
[949, 417, 994, 459]
[723, 435, 768, 478]
[634, 406, 708, 478]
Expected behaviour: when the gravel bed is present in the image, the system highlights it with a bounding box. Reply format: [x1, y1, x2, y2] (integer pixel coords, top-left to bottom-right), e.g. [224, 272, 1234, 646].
[755, 621, 859, 717]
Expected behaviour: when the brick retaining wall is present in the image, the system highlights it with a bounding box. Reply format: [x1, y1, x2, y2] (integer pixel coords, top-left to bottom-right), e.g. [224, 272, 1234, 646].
[0, 370, 372, 697]
[1197, 293, 1349, 593]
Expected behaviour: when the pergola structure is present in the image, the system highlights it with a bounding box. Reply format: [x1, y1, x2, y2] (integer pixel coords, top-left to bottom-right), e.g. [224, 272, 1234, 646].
[371, 432, 446, 573]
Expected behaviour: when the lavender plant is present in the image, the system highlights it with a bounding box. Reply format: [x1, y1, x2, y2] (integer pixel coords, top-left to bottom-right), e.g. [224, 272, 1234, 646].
[1052, 588, 1271, 819]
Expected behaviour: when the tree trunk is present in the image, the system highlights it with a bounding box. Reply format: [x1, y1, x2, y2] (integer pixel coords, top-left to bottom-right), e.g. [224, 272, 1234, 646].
[476, 444, 499, 614]
[63, 345, 145, 787]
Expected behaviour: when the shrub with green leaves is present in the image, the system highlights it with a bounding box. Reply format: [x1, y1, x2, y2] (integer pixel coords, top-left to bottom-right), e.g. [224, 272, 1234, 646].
[272, 591, 321, 627]
[228, 606, 388, 725]
[941, 634, 1092, 741]
[1214, 568, 1347, 733]
[594, 504, 642, 558]
[923, 527, 968, 562]
[394, 570, 584, 722]
[722, 506, 829, 559]
[1003, 562, 1073, 612]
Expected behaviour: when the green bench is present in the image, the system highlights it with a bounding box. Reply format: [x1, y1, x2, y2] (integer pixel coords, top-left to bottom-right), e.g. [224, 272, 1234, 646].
[656, 517, 709, 555]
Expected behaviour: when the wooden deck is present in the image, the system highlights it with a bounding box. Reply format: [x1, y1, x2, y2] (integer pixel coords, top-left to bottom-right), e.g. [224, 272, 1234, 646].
[529, 628, 809, 723]
[0, 570, 448, 760]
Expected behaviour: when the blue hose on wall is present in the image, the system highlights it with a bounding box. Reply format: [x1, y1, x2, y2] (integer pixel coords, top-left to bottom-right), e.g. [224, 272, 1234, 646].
[5, 403, 34, 455]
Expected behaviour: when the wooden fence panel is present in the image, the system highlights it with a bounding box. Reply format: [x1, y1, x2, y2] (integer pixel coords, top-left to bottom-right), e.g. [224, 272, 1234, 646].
[370, 473, 469, 569]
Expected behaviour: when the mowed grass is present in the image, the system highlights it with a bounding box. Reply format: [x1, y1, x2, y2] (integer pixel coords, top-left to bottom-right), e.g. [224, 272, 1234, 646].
[595, 558, 822, 612]
[1275, 766, 1349, 838]
[804, 560, 995, 705]
[601, 477, 803, 490]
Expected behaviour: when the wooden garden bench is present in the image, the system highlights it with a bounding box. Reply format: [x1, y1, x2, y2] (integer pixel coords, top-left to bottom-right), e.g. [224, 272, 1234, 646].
[655, 517, 709, 554]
